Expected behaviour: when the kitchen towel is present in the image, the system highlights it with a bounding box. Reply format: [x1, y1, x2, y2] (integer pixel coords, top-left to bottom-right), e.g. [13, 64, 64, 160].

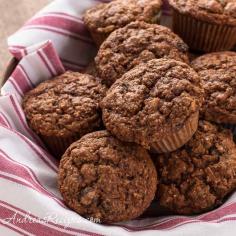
[1, 0, 236, 235]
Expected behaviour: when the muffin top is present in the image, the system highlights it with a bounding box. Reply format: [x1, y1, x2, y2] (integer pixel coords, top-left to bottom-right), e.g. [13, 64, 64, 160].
[192, 51, 236, 124]
[101, 59, 203, 149]
[95, 21, 189, 86]
[83, 0, 162, 35]
[169, 0, 236, 26]
[23, 71, 107, 137]
[58, 131, 157, 223]
[153, 120, 236, 215]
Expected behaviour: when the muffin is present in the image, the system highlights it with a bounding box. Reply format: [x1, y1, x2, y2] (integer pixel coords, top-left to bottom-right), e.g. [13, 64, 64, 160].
[192, 51, 236, 124]
[153, 120, 236, 215]
[58, 131, 157, 223]
[22, 71, 107, 158]
[95, 21, 189, 86]
[169, 0, 236, 52]
[83, 0, 162, 46]
[101, 59, 203, 153]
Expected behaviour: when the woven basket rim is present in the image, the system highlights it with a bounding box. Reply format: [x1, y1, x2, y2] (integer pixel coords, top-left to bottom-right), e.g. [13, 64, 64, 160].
[1, 57, 18, 88]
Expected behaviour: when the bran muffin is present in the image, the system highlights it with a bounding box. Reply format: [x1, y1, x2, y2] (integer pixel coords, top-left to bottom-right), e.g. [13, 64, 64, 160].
[153, 121, 236, 215]
[191, 51, 236, 124]
[95, 21, 189, 86]
[58, 131, 157, 223]
[83, 0, 162, 46]
[101, 59, 203, 153]
[22, 71, 107, 158]
[169, 0, 236, 52]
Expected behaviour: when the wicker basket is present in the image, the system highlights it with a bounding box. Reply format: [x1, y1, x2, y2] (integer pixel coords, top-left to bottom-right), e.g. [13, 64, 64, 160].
[1, 57, 18, 88]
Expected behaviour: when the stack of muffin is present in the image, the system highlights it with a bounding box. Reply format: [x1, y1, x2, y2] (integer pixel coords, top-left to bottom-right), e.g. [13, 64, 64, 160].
[22, 0, 236, 223]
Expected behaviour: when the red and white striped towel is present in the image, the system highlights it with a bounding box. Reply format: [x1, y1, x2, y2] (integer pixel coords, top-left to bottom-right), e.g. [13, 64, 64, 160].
[1, 0, 236, 235]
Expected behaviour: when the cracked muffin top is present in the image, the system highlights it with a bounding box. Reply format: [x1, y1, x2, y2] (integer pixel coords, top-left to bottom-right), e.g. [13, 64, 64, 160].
[169, 0, 236, 26]
[153, 120, 236, 215]
[23, 71, 107, 138]
[95, 21, 189, 86]
[83, 0, 162, 37]
[58, 130, 157, 223]
[101, 59, 203, 149]
[192, 51, 236, 124]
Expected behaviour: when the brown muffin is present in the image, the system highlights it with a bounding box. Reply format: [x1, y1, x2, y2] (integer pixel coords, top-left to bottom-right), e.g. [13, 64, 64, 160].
[169, 0, 236, 52]
[22, 71, 107, 158]
[58, 131, 157, 223]
[95, 21, 189, 86]
[83, 0, 162, 46]
[192, 51, 236, 124]
[153, 120, 236, 215]
[101, 59, 203, 153]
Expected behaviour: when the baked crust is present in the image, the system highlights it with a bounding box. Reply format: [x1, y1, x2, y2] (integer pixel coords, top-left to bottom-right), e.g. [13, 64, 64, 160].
[101, 59, 203, 149]
[23, 71, 107, 138]
[192, 51, 236, 124]
[58, 131, 157, 223]
[169, 0, 236, 26]
[83, 0, 162, 35]
[95, 21, 189, 86]
[153, 120, 236, 215]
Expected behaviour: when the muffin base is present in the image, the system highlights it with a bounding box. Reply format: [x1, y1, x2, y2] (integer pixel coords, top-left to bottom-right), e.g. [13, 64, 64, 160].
[40, 135, 79, 159]
[172, 9, 236, 52]
[152, 112, 199, 153]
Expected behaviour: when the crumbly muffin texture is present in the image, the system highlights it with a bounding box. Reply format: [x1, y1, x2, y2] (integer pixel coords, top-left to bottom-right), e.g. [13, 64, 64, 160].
[192, 51, 236, 124]
[95, 21, 189, 86]
[58, 131, 157, 223]
[83, 0, 162, 35]
[23, 71, 107, 137]
[169, 0, 236, 25]
[101, 59, 203, 149]
[153, 120, 236, 215]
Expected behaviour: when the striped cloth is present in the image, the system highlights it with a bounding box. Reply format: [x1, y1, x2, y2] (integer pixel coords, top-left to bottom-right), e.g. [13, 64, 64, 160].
[1, 0, 236, 235]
